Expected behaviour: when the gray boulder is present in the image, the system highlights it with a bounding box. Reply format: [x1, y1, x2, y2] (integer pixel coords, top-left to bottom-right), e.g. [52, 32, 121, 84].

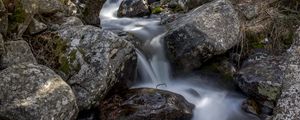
[235, 55, 284, 104]
[235, 27, 300, 119]
[27, 18, 47, 35]
[71, 0, 106, 27]
[164, 0, 240, 70]
[273, 84, 300, 120]
[100, 88, 194, 120]
[0, 63, 78, 120]
[235, 0, 259, 20]
[57, 25, 137, 110]
[272, 28, 300, 120]
[117, 0, 150, 17]
[1, 40, 37, 69]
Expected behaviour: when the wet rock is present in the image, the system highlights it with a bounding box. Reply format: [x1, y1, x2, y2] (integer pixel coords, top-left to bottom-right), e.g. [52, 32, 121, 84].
[27, 18, 47, 35]
[0, 0, 8, 35]
[71, 0, 106, 27]
[117, 0, 150, 17]
[100, 88, 194, 120]
[235, 56, 283, 103]
[164, 0, 240, 70]
[1, 40, 37, 69]
[56, 25, 137, 110]
[0, 63, 78, 120]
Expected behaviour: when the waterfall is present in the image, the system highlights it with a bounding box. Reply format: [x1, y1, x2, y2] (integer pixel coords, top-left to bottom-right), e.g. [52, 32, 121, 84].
[100, 0, 260, 120]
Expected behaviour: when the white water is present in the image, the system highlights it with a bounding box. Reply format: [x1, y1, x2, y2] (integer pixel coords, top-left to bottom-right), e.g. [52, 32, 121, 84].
[100, 1, 259, 120]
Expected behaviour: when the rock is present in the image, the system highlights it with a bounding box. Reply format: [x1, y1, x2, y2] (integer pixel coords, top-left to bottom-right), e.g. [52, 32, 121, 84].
[117, 0, 150, 17]
[160, 13, 183, 25]
[27, 18, 47, 35]
[235, 56, 283, 103]
[235, 0, 259, 20]
[1, 40, 37, 69]
[242, 99, 260, 115]
[35, 0, 66, 14]
[72, 0, 106, 27]
[4, 0, 68, 37]
[60, 16, 84, 29]
[100, 88, 194, 120]
[164, 0, 240, 70]
[272, 84, 300, 120]
[56, 25, 137, 110]
[0, 63, 78, 120]
[161, 0, 212, 12]
[272, 28, 300, 120]
[49, 15, 84, 30]
[0, 0, 8, 35]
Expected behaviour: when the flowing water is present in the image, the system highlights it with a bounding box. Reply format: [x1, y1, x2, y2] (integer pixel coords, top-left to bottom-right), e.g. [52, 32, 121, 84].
[100, 1, 260, 120]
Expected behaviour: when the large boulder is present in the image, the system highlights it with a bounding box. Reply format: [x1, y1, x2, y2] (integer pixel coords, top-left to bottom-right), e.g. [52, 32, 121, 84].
[273, 84, 300, 120]
[100, 88, 194, 120]
[71, 0, 106, 27]
[164, 0, 240, 70]
[117, 0, 150, 17]
[272, 28, 300, 120]
[1, 40, 37, 69]
[0, 63, 78, 120]
[235, 54, 284, 106]
[56, 25, 137, 110]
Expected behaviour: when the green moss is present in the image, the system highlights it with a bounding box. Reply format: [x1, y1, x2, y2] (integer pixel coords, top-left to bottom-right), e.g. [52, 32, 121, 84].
[9, 1, 26, 23]
[58, 56, 71, 74]
[26, 33, 82, 75]
[152, 7, 163, 14]
[69, 49, 77, 63]
[258, 85, 280, 101]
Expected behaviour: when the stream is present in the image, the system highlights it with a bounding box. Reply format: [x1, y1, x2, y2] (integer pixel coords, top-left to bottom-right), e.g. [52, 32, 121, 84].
[100, 0, 260, 120]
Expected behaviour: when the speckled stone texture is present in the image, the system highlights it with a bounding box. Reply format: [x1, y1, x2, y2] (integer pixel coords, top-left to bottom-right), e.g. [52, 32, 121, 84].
[272, 27, 300, 120]
[0, 63, 78, 120]
[57, 25, 137, 110]
[1, 40, 37, 69]
[117, 0, 150, 17]
[164, 0, 240, 70]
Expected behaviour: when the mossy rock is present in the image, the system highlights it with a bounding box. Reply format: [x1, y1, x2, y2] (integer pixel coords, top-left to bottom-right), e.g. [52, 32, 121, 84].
[151, 6, 163, 14]
[26, 32, 81, 78]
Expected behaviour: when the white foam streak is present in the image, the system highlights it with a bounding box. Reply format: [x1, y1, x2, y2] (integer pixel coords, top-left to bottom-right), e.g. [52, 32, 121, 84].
[100, 0, 259, 120]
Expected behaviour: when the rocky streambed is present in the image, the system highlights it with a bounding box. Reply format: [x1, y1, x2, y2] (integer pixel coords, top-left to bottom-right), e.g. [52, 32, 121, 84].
[0, 0, 300, 120]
